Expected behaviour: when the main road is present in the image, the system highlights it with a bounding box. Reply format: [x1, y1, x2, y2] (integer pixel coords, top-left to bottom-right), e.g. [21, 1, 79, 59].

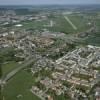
[0, 55, 46, 100]
[1, 56, 34, 83]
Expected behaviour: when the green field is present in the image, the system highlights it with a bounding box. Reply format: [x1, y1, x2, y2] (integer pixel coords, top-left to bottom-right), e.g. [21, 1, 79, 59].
[2, 70, 40, 100]
[0, 47, 23, 76]
[95, 17, 100, 31]
[1, 61, 18, 76]
[21, 20, 50, 30]
[81, 32, 100, 46]
[49, 15, 76, 33]
[20, 16, 74, 34]
[67, 14, 91, 32]
[15, 14, 90, 34]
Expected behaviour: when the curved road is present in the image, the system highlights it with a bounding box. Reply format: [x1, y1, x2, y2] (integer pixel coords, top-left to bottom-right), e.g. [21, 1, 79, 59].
[1, 56, 34, 83]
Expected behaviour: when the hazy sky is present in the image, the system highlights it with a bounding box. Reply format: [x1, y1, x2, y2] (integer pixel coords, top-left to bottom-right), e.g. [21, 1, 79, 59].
[0, 0, 100, 5]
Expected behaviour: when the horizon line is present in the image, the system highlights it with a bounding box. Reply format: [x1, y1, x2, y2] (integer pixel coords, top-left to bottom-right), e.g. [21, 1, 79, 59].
[0, 3, 100, 6]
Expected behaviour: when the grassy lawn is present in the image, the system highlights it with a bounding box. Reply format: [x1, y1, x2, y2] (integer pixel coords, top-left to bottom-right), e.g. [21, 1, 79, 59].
[1, 61, 18, 76]
[2, 70, 40, 100]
